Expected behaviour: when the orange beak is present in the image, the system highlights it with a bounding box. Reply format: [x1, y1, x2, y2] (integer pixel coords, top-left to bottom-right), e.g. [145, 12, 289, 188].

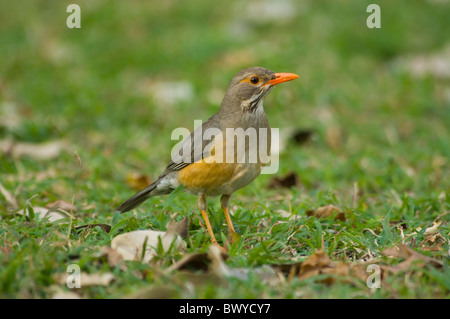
[265, 72, 299, 86]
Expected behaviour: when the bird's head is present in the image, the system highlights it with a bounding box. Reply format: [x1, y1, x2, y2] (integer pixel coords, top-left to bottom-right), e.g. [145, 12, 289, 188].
[221, 67, 299, 113]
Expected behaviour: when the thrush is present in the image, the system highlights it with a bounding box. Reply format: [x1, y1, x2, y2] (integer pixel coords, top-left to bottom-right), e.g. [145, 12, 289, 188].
[116, 67, 298, 248]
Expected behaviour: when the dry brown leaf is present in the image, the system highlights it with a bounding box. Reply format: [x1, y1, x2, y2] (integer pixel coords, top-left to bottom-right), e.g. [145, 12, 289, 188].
[4, 140, 66, 160]
[382, 244, 443, 274]
[98, 246, 127, 271]
[325, 125, 343, 151]
[423, 220, 442, 236]
[166, 252, 212, 273]
[125, 286, 178, 299]
[291, 129, 314, 146]
[420, 233, 445, 250]
[208, 245, 279, 283]
[175, 270, 225, 287]
[397, 45, 450, 79]
[298, 250, 332, 281]
[50, 287, 82, 299]
[166, 216, 189, 239]
[167, 246, 279, 284]
[111, 217, 188, 263]
[125, 173, 152, 191]
[0, 181, 19, 210]
[306, 204, 346, 221]
[267, 172, 300, 189]
[46, 200, 77, 213]
[16, 206, 70, 222]
[53, 272, 115, 287]
[295, 250, 385, 285]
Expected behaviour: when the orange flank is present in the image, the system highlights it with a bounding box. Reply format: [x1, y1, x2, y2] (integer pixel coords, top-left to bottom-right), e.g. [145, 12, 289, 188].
[177, 158, 237, 193]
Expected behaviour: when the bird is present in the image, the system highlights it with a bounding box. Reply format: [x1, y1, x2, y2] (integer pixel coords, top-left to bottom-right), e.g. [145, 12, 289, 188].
[116, 67, 298, 249]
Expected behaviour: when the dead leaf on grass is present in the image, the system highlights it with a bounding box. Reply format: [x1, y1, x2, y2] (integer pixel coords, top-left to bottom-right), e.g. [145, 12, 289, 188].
[166, 245, 280, 285]
[274, 250, 386, 285]
[165, 252, 212, 273]
[1, 140, 67, 160]
[267, 172, 300, 189]
[53, 272, 115, 287]
[298, 250, 333, 282]
[98, 246, 127, 271]
[0, 181, 19, 210]
[16, 205, 71, 223]
[208, 245, 280, 284]
[382, 244, 443, 273]
[125, 286, 178, 299]
[420, 233, 445, 251]
[325, 125, 343, 151]
[423, 220, 443, 236]
[46, 200, 77, 213]
[110, 217, 188, 263]
[50, 287, 82, 299]
[306, 204, 346, 221]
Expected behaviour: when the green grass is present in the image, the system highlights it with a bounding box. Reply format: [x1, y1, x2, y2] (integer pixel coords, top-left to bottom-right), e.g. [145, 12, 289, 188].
[0, 0, 449, 298]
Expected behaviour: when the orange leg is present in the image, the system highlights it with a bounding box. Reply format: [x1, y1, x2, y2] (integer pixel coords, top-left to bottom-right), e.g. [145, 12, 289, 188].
[198, 194, 224, 249]
[221, 194, 238, 243]
[200, 209, 220, 246]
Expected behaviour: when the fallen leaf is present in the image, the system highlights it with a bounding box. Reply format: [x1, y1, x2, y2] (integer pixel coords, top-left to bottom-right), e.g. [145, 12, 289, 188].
[306, 204, 346, 221]
[267, 172, 300, 189]
[16, 206, 70, 223]
[98, 246, 127, 271]
[53, 272, 114, 287]
[420, 233, 445, 249]
[208, 245, 279, 284]
[423, 220, 442, 236]
[111, 217, 188, 263]
[291, 129, 314, 146]
[46, 200, 77, 213]
[2, 140, 67, 160]
[0, 181, 19, 210]
[396, 45, 450, 79]
[50, 287, 82, 299]
[325, 125, 343, 151]
[382, 244, 443, 273]
[166, 252, 212, 273]
[125, 286, 178, 299]
[298, 250, 332, 281]
[138, 80, 194, 106]
[242, 0, 297, 24]
[166, 216, 189, 239]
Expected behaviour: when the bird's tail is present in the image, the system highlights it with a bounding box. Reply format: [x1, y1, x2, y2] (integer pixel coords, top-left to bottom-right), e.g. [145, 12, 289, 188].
[115, 181, 159, 213]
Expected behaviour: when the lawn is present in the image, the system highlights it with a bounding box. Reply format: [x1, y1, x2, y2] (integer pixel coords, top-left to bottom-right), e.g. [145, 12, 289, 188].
[0, 0, 449, 299]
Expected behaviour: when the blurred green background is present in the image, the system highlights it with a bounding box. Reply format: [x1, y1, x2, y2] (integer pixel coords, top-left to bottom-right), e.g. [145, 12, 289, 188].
[0, 0, 449, 298]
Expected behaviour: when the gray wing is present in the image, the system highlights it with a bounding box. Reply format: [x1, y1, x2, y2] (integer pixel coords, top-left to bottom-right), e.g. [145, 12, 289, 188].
[159, 114, 221, 177]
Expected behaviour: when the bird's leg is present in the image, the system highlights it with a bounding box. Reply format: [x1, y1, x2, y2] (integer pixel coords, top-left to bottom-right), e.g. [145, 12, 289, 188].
[221, 194, 238, 243]
[198, 193, 221, 247]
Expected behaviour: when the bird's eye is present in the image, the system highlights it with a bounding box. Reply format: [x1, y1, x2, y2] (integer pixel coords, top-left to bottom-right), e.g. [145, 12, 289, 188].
[250, 76, 260, 84]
